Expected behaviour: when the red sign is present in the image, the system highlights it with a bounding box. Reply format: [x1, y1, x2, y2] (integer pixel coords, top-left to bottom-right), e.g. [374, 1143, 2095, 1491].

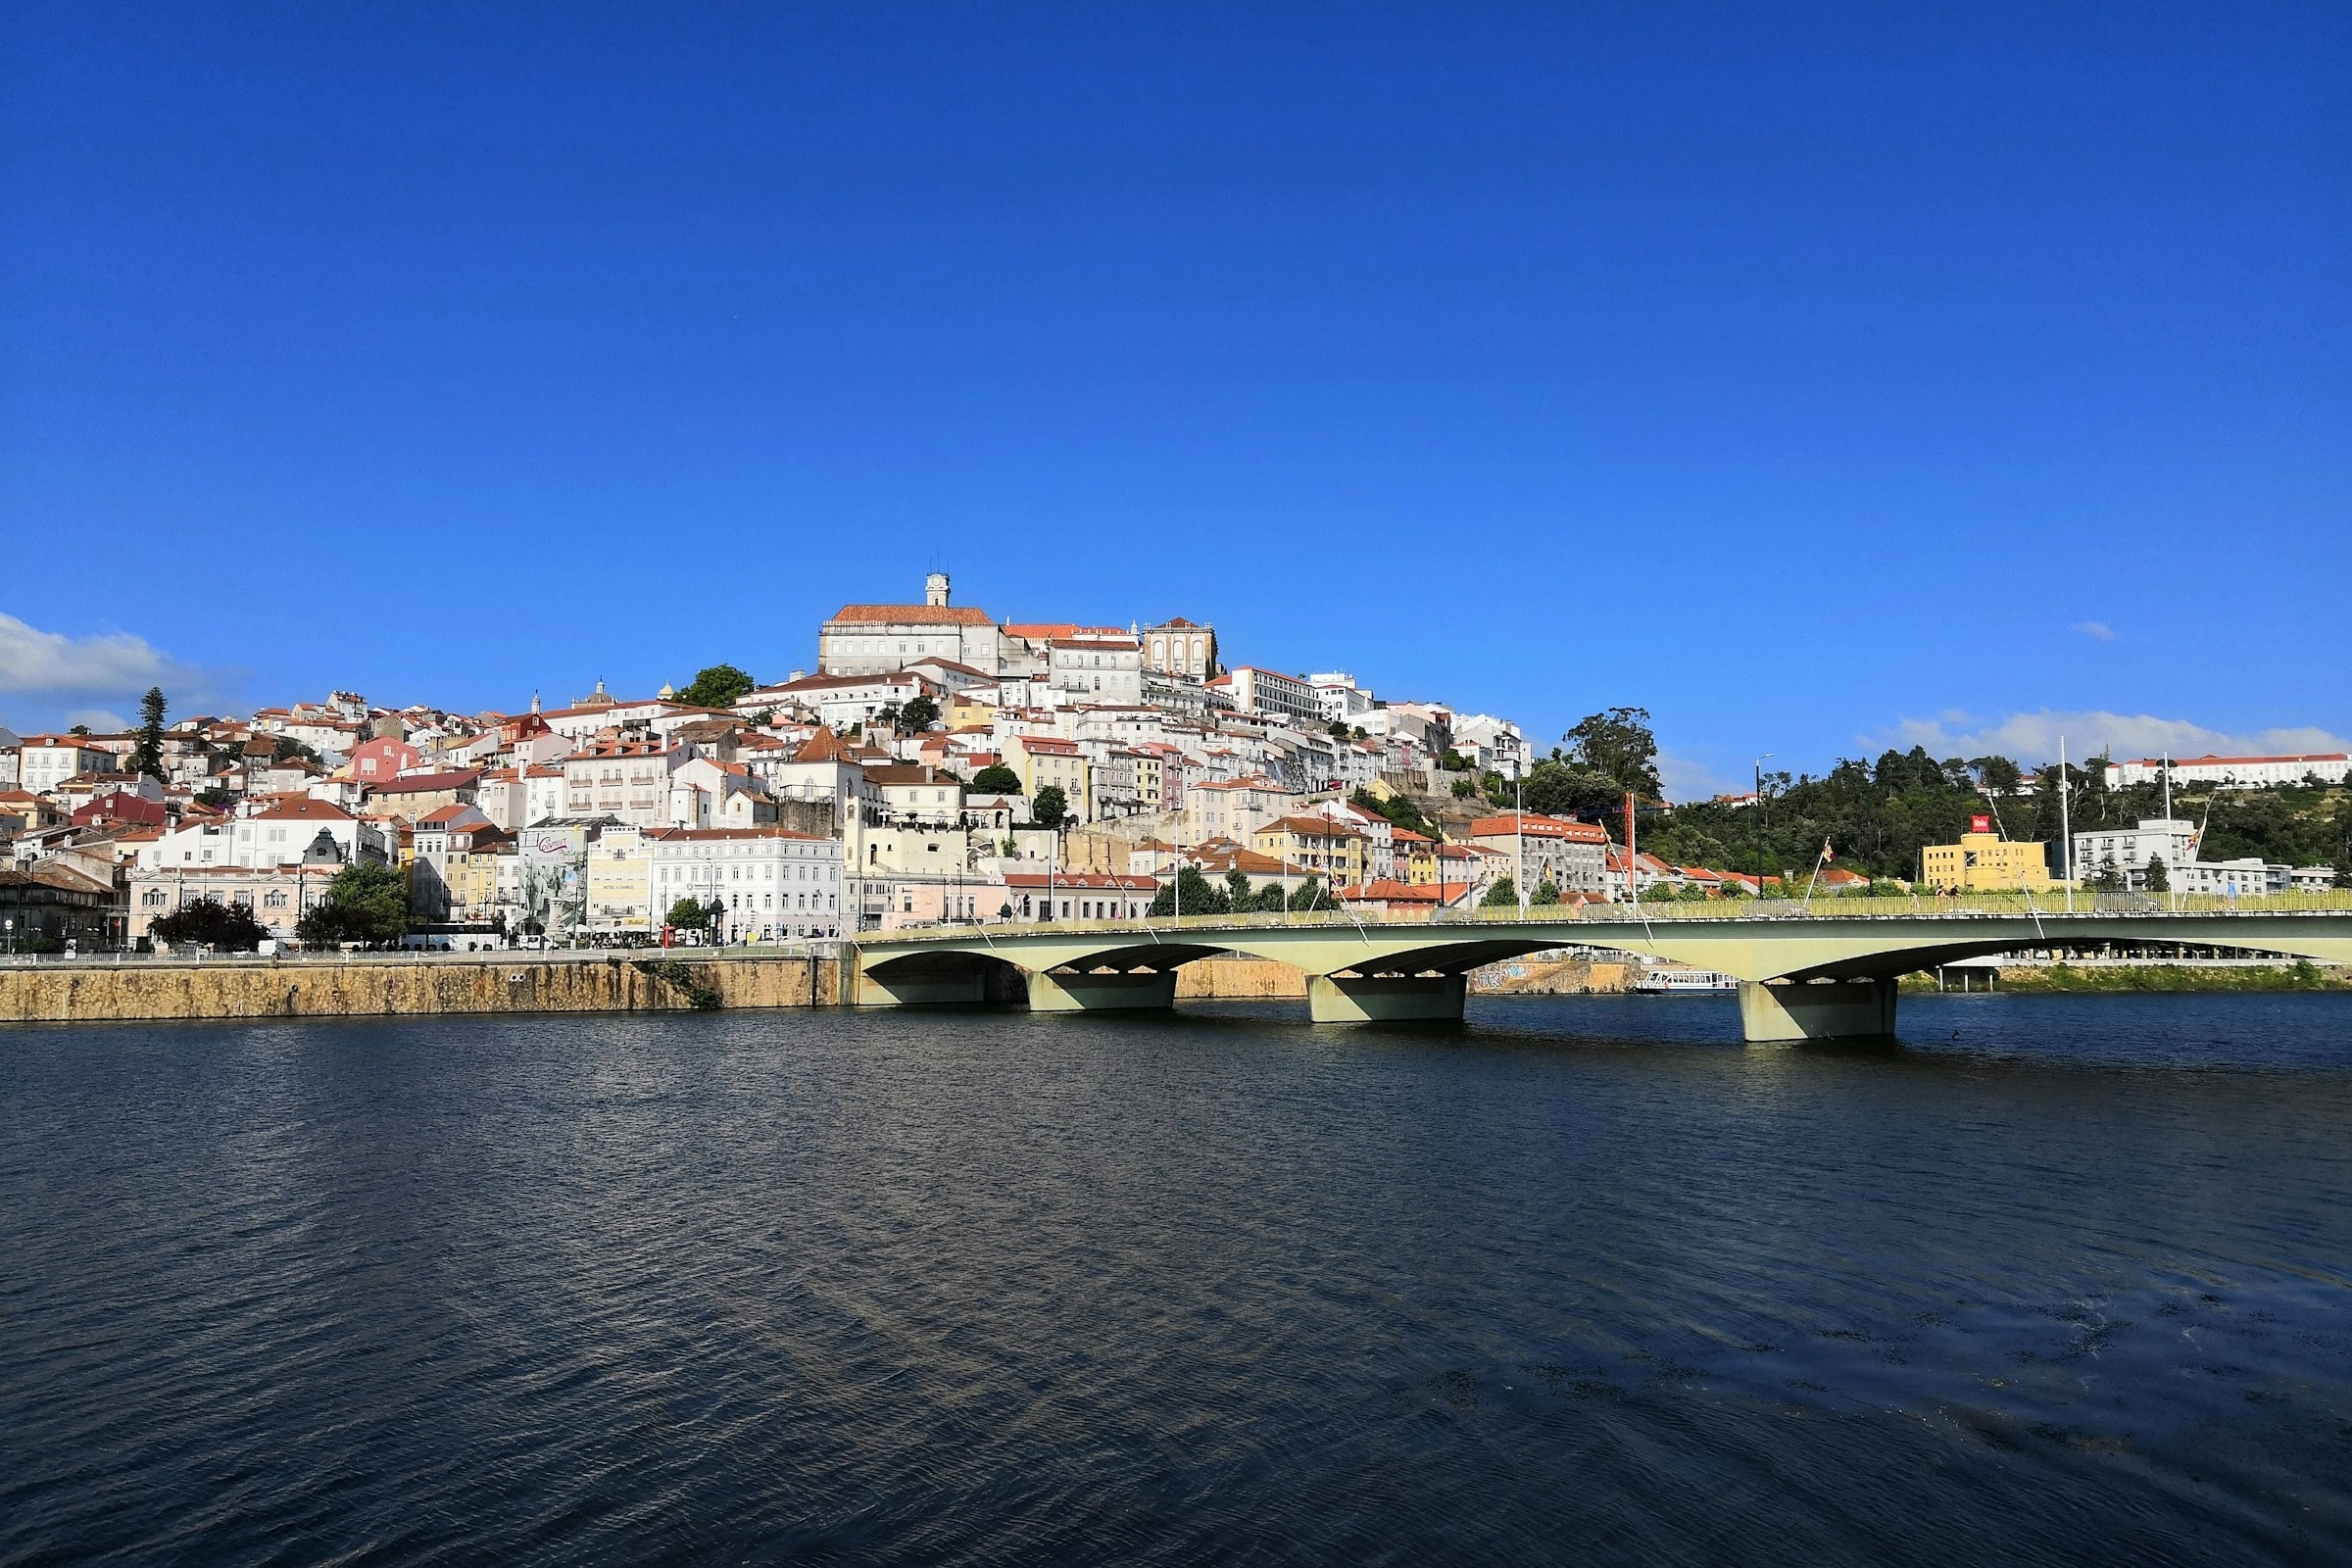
[1970, 813, 1992, 835]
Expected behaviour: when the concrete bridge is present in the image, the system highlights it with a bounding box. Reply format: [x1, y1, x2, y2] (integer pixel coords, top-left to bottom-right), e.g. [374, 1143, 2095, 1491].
[851, 902, 2352, 1040]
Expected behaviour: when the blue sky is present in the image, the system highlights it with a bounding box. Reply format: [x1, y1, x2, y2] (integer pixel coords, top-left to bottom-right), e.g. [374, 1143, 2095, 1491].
[4, 3, 2346, 793]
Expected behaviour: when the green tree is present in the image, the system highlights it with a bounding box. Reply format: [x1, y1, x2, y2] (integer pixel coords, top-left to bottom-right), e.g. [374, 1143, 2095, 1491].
[1289, 875, 1337, 911]
[666, 896, 716, 932]
[2144, 854, 2170, 892]
[1532, 880, 1562, 906]
[677, 663, 756, 709]
[271, 735, 320, 765]
[151, 897, 269, 951]
[1225, 868, 1253, 908]
[1481, 876, 1519, 908]
[296, 861, 411, 946]
[1031, 784, 1070, 831]
[1451, 775, 1477, 798]
[132, 686, 168, 780]
[1328, 720, 1349, 740]
[1350, 787, 1431, 837]
[1566, 707, 1662, 800]
[899, 694, 941, 731]
[1971, 755, 2024, 794]
[1520, 760, 1622, 818]
[971, 763, 1024, 795]
[1149, 865, 1230, 916]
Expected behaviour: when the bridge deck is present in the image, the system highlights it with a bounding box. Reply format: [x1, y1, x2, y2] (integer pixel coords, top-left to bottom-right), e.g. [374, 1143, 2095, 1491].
[849, 897, 2352, 1036]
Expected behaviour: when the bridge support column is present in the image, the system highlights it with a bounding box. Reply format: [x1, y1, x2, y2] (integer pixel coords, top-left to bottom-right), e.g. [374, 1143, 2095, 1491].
[1308, 972, 1466, 1024]
[1026, 969, 1178, 1012]
[1738, 979, 1897, 1042]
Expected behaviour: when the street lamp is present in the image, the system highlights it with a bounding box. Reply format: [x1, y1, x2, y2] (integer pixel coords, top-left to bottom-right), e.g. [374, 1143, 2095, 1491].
[1513, 755, 1526, 917]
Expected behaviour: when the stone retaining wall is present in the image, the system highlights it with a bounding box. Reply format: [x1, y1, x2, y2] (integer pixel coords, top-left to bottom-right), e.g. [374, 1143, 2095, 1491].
[0, 953, 844, 1024]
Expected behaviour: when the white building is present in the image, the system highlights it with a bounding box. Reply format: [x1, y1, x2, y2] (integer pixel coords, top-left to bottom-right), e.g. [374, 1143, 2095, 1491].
[818, 574, 1026, 677]
[765, 671, 935, 731]
[1450, 714, 1528, 777]
[562, 740, 687, 827]
[1209, 666, 1320, 728]
[2169, 858, 2286, 899]
[18, 735, 122, 795]
[649, 826, 844, 942]
[137, 798, 388, 871]
[1047, 632, 1144, 706]
[2070, 818, 2199, 892]
[1308, 672, 1375, 723]
[2105, 753, 2352, 790]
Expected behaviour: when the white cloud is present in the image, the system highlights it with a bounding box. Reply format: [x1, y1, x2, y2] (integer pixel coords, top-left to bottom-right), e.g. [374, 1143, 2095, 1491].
[2072, 620, 2115, 641]
[1657, 750, 1736, 804]
[63, 707, 130, 733]
[0, 612, 239, 729]
[1875, 709, 2352, 766]
[0, 612, 180, 694]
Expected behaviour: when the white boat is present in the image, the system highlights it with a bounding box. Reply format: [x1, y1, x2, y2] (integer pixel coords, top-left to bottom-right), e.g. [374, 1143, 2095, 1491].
[1635, 966, 1738, 994]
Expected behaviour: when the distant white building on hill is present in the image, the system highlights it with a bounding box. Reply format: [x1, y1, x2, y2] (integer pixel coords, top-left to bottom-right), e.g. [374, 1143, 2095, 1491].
[2104, 753, 2351, 790]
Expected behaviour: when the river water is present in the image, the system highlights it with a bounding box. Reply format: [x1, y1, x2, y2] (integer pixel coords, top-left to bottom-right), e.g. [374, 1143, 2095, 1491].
[4, 993, 2349, 1565]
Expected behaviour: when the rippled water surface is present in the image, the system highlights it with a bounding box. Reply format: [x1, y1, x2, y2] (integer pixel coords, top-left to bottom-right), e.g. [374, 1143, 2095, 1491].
[5, 993, 2351, 1565]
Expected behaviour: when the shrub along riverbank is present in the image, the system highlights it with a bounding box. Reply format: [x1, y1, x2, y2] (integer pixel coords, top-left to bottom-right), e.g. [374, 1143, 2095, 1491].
[1903, 961, 2352, 994]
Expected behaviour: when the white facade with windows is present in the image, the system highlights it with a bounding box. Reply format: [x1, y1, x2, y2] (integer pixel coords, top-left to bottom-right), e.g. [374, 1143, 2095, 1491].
[1211, 666, 1320, 727]
[1048, 634, 1143, 706]
[1308, 672, 1375, 722]
[648, 826, 843, 942]
[2070, 818, 2198, 892]
[2104, 754, 2352, 790]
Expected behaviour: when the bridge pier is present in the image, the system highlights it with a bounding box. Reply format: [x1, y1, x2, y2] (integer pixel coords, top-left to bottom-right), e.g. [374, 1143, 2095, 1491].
[1308, 972, 1467, 1024]
[1738, 978, 1897, 1042]
[1026, 968, 1178, 1012]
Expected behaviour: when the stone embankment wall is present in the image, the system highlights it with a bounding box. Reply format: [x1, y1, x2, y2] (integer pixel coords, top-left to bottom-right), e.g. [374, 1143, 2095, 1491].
[1470, 957, 1638, 995]
[0, 953, 845, 1024]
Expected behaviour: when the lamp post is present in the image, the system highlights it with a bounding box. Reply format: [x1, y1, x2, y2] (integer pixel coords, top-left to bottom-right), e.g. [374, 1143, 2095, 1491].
[1514, 757, 1526, 918]
[1754, 754, 1774, 880]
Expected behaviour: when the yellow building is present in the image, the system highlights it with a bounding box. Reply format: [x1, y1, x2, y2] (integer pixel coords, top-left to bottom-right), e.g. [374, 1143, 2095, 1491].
[1003, 733, 1091, 822]
[1921, 828, 2053, 892]
[585, 826, 656, 936]
[1250, 815, 1370, 888]
[442, 838, 511, 923]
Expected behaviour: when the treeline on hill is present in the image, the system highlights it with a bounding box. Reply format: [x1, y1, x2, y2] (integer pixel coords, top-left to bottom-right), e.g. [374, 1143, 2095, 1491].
[1472, 710, 2352, 882]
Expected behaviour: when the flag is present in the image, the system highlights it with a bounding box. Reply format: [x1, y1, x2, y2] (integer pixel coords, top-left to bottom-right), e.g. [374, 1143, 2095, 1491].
[1822, 838, 1835, 862]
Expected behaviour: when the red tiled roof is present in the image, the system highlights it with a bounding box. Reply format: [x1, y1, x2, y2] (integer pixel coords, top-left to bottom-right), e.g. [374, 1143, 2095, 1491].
[369, 768, 482, 792]
[250, 798, 356, 822]
[829, 604, 995, 626]
[1467, 811, 1608, 843]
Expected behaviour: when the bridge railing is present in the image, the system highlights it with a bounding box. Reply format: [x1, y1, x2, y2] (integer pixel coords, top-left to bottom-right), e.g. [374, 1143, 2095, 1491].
[866, 887, 2352, 940]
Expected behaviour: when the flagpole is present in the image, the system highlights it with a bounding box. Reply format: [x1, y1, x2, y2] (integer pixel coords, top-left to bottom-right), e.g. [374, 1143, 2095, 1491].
[1802, 838, 1830, 906]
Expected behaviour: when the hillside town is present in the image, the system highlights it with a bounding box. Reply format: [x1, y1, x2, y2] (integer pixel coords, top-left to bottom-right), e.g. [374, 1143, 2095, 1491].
[2, 572, 2347, 953]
